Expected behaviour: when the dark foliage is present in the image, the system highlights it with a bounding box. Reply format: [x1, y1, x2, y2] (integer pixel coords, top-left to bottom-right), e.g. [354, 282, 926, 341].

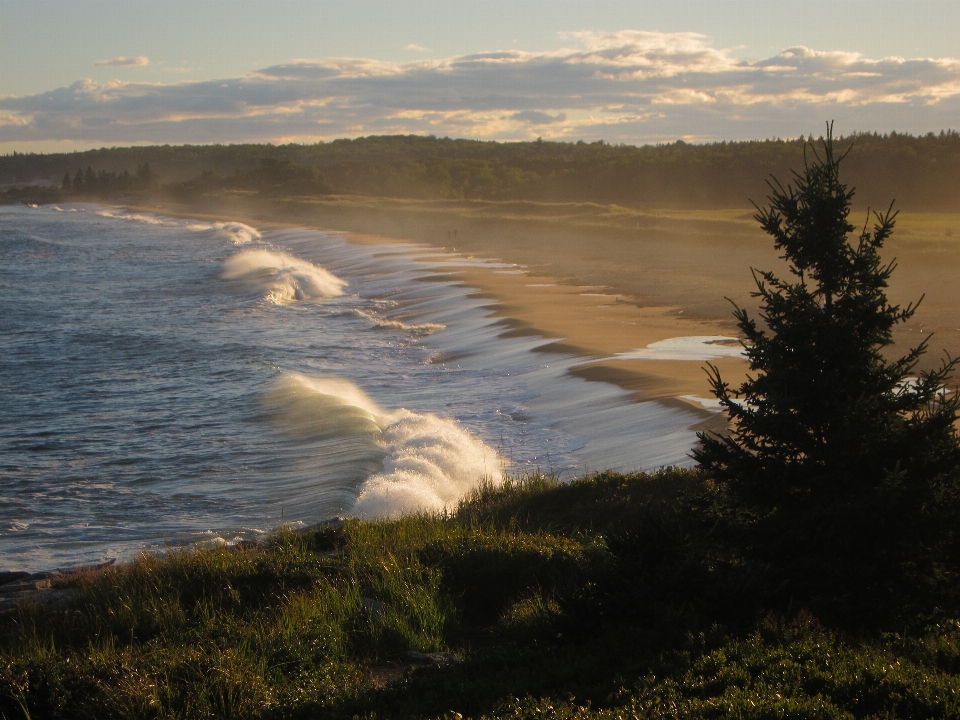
[6, 473, 960, 719]
[4, 130, 960, 210]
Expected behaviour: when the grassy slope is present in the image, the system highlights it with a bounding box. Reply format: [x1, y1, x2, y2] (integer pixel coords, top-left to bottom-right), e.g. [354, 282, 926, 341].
[3, 471, 960, 719]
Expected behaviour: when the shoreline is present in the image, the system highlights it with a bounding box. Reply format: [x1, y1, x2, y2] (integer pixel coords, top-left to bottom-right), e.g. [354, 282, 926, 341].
[5, 202, 725, 575]
[88, 193, 960, 432]
[121, 199, 750, 410]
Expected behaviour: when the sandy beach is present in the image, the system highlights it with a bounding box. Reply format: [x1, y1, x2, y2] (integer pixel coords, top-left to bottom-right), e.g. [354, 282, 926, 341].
[132, 194, 960, 410]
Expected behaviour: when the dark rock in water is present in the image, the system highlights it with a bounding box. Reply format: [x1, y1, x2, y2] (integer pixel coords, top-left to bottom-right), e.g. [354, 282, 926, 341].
[403, 650, 463, 667]
[56, 558, 115, 574]
[0, 578, 53, 594]
[303, 516, 345, 532]
[0, 571, 29, 587]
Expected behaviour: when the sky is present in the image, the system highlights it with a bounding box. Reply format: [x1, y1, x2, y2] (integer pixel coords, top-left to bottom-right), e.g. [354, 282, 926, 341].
[1, 0, 959, 153]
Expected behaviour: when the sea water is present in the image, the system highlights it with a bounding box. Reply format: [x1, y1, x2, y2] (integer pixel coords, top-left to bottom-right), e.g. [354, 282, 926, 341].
[0, 204, 705, 571]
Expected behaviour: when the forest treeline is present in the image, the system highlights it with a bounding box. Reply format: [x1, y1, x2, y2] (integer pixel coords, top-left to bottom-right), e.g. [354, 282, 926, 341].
[3, 130, 960, 210]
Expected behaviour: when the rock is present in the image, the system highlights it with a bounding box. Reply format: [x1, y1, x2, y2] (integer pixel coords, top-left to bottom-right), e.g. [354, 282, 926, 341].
[360, 597, 387, 622]
[303, 516, 345, 532]
[0, 571, 29, 587]
[0, 587, 80, 612]
[56, 559, 115, 574]
[28, 571, 61, 581]
[403, 650, 463, 667]
[0, 578, 52, 595]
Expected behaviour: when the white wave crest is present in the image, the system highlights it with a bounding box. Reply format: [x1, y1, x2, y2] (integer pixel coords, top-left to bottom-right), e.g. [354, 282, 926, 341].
[268, 372, 501, 519]
[354, 309, 445, 334]
[222, 249, 346, 303]
[277, 373, 384, 418]
[210, 222, 261, 244]
[353, 409, 501, 518]
[94, 210, 260, 244]
[97, 209, 170, 225]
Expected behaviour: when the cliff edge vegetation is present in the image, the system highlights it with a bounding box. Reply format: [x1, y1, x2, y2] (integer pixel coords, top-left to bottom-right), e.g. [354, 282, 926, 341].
[5, 469, 960, 719]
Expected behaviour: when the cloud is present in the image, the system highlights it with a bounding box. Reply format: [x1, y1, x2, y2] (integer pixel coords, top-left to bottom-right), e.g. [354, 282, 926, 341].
[3, 31, 958, 148]
[93, 56, 150, 68]
[512, 110, 567, 125]
[404, 44, 431, 52]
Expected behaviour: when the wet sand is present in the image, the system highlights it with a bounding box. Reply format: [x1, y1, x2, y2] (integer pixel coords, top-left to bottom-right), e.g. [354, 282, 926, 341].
[402, 261, 748, 406]
[131, 194, 960, 407]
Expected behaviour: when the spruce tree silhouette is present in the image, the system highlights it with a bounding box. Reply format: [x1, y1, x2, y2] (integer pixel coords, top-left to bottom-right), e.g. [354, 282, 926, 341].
[690, 125, 960, 624]
[694, 124, 959, 508]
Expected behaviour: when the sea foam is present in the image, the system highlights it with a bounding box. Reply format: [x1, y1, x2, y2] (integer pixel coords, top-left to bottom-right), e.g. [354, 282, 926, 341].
[270, 373, 502, 518]
[222, 249, 347, 303]
[94, 209, 260, 244]
[97, 209, 169, 225]
[614, 336, 745, 361]
[354, 309, 445, 334]
[209, 222, 261, 244]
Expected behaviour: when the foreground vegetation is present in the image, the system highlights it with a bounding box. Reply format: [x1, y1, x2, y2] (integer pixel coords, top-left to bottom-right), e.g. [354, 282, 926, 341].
[4, 470, 960, 719]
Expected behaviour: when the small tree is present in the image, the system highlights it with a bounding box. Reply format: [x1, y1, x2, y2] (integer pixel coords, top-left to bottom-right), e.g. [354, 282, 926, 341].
[691, 127, 960, 624]
[694, 125, 960, 508]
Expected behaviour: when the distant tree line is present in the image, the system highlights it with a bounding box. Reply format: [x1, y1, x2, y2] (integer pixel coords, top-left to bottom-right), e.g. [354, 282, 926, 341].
[59, 163, 158, 195]
[3, 131, 960, 210]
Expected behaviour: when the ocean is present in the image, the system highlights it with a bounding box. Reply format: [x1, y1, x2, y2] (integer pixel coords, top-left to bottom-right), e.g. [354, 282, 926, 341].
[0, 203, 704, 571]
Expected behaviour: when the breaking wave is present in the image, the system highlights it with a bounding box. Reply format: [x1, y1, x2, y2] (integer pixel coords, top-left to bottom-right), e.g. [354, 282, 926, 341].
[97, 209, 169, 225]
[209, 222, 261, 244]
[94, 210, 260, 244]
[267, 373, 502, 519]
[354, 309, 445, 334]
[222, 249, 347, 303]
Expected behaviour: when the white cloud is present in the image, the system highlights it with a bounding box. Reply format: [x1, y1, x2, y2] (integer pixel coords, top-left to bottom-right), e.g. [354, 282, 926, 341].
[93, 56, 150, 68]
[404, 44, 432, 53]
[2, 32, 958, 148]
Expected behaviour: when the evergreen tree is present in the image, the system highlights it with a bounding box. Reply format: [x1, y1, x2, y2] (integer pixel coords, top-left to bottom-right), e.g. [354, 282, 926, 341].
[73, 167, 84, 191]
[62, 171, 72, 191]
[137, 162, 156, 188]
[691, 127, 960, 625]
[693, 126, 960, 507]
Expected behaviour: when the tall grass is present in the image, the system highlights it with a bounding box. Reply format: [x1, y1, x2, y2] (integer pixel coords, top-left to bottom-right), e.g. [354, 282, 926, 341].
[3, 471, 960, 719]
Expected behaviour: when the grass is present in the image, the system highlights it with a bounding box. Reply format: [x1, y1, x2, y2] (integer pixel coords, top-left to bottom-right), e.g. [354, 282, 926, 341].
[3, 470, 960, 719]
